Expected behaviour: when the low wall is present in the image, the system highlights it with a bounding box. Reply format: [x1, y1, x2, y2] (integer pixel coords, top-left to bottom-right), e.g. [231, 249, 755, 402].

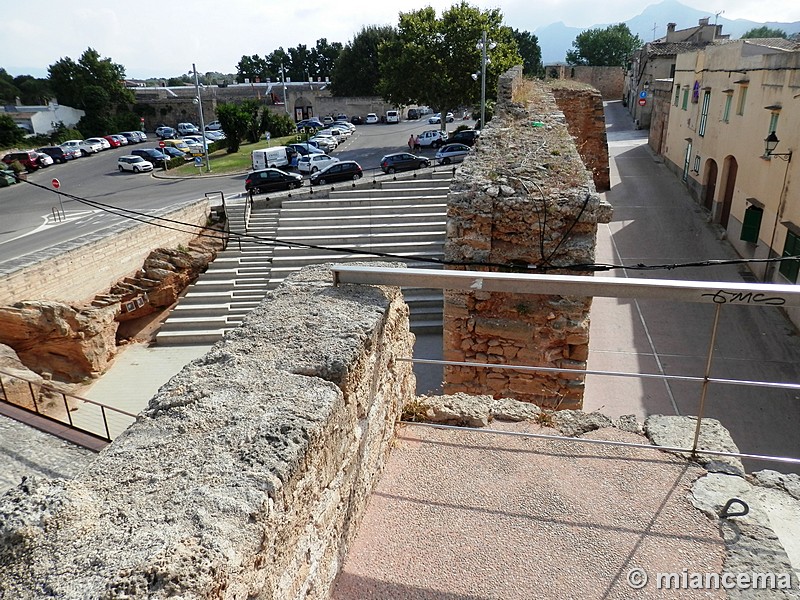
[0, 263, 416, 599]
[0, 200, 210, 305]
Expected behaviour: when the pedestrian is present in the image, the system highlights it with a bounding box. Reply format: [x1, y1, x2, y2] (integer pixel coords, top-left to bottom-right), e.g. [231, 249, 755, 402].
[408, 135, 414, 151]
[413, 135, 420, 152]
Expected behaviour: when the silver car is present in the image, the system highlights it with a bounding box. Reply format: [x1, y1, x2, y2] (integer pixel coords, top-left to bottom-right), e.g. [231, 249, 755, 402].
[435, 143, 472, 165]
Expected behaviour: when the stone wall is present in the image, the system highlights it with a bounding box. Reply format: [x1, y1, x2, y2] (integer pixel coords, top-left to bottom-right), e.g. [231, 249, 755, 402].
[0, 200, 209, 306]
[648, 79, 673, 155]
[551, 81, 611, 192]
[545, 65, 625, 100]
[443, 71, 607, 410]
[0, 263, 416, 599]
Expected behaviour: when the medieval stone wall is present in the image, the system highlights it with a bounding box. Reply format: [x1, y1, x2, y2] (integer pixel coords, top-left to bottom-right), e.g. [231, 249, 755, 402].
[0, 263, 416, 599]
[0, 200, 209, 306]
[551, 81, 611, 192]
[442, 71, 609, 410]
[545, 65, 625, 99]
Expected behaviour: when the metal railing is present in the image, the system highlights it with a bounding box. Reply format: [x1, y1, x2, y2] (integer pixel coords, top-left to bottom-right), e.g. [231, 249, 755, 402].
[332, 265, 800, 468]
[0, 368, 138, 446]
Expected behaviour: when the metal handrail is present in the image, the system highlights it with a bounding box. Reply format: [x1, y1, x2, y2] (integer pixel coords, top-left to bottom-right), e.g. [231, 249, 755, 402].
[333, 265, 800, 466]
[0, 368, 138, 445]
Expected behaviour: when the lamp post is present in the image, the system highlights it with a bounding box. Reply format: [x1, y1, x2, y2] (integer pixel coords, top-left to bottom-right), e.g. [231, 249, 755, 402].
[281, 64, 290, 116]
[475, 31, 496, 130]
[192, 63, 211, 173]
[762, 131, 793, 282]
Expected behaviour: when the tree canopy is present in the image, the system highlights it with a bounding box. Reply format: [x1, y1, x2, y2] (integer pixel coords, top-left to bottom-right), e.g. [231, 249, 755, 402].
[236, 39, 343, 84]
[566, 23, 642, 66]
[48, 48, 136, 135]
[741, 26, 788, 39]
[331, 25, 397, 96]
[378, 2, 521, 124]
[511, 29, 543, 77]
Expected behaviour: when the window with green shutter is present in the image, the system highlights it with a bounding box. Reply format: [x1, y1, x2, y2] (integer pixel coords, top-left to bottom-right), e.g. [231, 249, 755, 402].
[698, 91, 711, 136]
[674, 85, 680, 106]
[722, 94, 732, 123]
[740, 205, 763, 243]
[779, 230, 800, 283]
[682, 89, 689, 110]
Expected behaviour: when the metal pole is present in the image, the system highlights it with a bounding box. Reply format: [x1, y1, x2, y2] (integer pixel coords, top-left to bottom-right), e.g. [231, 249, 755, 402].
[281, 64, 290, 115]
[480, 30, 487, 130]
[193, 63, 211, 173]
[691, 302, 722, 456]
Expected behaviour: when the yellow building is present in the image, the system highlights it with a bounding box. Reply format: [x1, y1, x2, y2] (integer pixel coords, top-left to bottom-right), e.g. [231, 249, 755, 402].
[662, 39, 800, 292]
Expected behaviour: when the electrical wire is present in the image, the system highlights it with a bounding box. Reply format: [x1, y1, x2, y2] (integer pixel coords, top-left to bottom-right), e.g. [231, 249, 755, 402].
[13, 176, 800, 276]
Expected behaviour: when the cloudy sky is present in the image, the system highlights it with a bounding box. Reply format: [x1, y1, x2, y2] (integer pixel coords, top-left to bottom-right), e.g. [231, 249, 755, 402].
[4, 0, 800, 79]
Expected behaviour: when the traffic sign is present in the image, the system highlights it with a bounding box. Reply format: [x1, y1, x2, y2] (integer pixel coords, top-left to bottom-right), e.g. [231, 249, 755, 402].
[159, 140, 166, 148]
[638, 98, 647, 106]
[51, 178, 60, 189]
[194, 157, 202, 167]
[639, 91, 647, 99]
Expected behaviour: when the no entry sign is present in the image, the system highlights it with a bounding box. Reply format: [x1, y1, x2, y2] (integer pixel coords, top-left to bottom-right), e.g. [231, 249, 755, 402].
[638, 98, 647, 106]
[51, 178, 60, 189]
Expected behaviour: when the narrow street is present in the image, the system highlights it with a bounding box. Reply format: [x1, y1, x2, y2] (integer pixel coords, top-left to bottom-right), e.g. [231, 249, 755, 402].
[584, 101, 800, 473]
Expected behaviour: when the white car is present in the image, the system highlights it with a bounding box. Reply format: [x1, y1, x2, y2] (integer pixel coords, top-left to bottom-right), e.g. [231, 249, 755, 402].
[365, 113, 379, 124]
[417, 129, 449, 148]
[309, 136, 337, 152]
[297, 154, 339, 174]
[205, 120, 222, 131]
[117, 155, 154, 173]
[61, 139, 97, 156]
[428, 112, 454, 124]
[36, 152, 54, 167]
[85, 137, 111, 150]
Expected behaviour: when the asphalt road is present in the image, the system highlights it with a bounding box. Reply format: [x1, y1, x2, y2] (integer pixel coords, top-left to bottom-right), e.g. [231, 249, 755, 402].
[0, 116, 469, 268]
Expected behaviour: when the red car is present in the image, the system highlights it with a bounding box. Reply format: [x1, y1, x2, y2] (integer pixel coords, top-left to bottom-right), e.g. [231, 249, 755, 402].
[103, 135, 123, 148]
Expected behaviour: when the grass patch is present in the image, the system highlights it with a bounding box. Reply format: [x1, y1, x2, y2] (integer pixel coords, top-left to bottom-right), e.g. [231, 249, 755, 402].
[169, 134, 298, 176]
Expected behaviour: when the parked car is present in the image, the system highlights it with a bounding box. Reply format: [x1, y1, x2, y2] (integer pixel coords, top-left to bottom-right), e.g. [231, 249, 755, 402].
[296, 118, 324, 131]
[156, 126, 176, 139]
[351, 115, 363, 125]
[448, 129, 480, 146]
[244, 168, 303, 194]
[365, 113, 379, 124]
[177, 122, 200, 136]
[407, 108, 419, 120]
[61, 139, 96, 156]
[386, 110, 400, 123]
[2, 150, 41, 172]
[205, 130, 225, 141]
[428, 112, 454, 124]
[118, 132, 140, 144]
[85, 137, 111, 150]
[117, 155, 154, 173]
[136, 131, 148, 142]
[297, 154, 339, 174]
[321, 116, 335, 126]
[380, 152, 430, 174]
[160, 146, 190, 160]
[103, 135, 123, 148]
[309, 160, 363, 186]
[35, 152, 54, 167]
[37, 146, 72, 164]
[435, 143, 472, 165]
[181, 139, 204, 155]
[416, 129, 449, 148]
[309, 134, 337, 152]
[287, 142, 325, 157]
[162, 139, 194, 155]
[204, 120, 222, 131]
[130, 148, 168, 167]
[82, 139, 105, 153]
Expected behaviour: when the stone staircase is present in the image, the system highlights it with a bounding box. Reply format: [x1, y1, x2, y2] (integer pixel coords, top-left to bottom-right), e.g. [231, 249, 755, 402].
[155, 172, 451, 345]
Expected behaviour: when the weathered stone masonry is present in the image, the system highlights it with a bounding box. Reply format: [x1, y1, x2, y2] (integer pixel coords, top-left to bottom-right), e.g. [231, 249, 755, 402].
[443, 69, 611, 410]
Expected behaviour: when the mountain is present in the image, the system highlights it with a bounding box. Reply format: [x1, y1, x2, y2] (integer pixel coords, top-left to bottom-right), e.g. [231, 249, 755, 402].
[536, 0, 800, 64]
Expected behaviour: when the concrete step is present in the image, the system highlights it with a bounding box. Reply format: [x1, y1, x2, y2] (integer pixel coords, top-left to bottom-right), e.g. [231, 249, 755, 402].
[189, 280, 270, 293]
[276, 211, 446, 228]
[158, 315, 232, 332]
[295, 191, 449, 206]
[279, 200, 447, 217]
[269, 248, 443, 269]
[273, 220, 446, 238]
[271, 232, 444, 249]
[155, 329, 230, 346]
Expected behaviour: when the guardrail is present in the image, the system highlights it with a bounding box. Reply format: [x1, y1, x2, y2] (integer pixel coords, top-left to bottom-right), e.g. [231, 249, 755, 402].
[332, 265, 800, 468]
[0, 368, 138, 446]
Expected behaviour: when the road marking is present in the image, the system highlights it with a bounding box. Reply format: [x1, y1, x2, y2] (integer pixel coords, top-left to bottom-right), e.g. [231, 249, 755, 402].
[0, 209, 102, 246]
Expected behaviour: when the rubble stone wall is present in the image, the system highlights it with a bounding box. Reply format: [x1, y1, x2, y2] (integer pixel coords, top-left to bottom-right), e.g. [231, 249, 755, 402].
[545, 65, 625, 99]
[443, 70, 608, 410]
[0, 200, 209, 306]
[0, 263, 416, 599]
[551, 82, 611, 192]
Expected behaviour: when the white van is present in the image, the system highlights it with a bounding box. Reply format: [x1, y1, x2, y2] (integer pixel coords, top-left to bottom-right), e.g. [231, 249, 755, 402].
[386, 110, 400, 123]
[252, 146, 289, 170]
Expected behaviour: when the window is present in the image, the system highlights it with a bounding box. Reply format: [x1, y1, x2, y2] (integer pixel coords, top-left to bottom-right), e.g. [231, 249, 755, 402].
[682, 88, 689, 110]
[768, 112, 780, 136]
[740, 205, 763, 243]
[780, 230, 800, 282]
[683, 140, 692, 182]
[674, 85, 681, 107]
[693, 155, 701, 173]
[736, 85, 748, 116]
[722, 93, 733, 123]
[698, 91, 711, 136]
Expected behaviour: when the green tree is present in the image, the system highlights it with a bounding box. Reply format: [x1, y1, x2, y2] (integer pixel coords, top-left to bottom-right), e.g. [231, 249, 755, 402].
[378, 2, 521, 128]
[331, 25, 397, 96]
[309, 39, 343, 80]
[260, 109, 295, 138]
[0, 69, 20, 104]
[512, 29, 543, 77]
[742, 26, 787, 39]
[236, 55, 269, 83]
[566, 23, 642, 66]
[15, 76, 53, 105]
[216, 102, 249, 153]
[0, 113, 25, 147]
[47, 48, 135, 135]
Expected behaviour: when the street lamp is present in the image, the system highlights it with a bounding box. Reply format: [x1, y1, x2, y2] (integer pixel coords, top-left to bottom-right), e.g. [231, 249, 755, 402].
[764, 131, 793, 162]
[192, 63, 211, 173]
[475, 31, 496, 130]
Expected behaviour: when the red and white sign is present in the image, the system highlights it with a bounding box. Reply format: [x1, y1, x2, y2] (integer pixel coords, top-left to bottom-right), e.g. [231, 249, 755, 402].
[159, 140, 166, 148]
[638, 98, 647, 106]
[51, 178, 60, 189]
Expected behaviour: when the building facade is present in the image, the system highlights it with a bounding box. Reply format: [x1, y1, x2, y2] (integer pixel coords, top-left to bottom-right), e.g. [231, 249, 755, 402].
[1, 101, 85, 135]
[661, 39, 800, 317]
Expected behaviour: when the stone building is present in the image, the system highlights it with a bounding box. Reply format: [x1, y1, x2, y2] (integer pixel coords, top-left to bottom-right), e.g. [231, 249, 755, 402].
[624, 18, 729, 129]
[659, 38, 800, 325]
